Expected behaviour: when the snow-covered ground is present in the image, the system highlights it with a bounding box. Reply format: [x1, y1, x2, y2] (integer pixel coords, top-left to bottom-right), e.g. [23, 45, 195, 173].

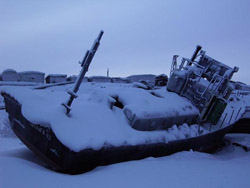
[1, 131, 250, 188]
[1, 83, 250, 187]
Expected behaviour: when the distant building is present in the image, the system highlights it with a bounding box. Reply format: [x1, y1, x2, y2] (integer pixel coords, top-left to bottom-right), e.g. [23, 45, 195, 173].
[88, 76, 111, 83]
[67, 75, 77, 82]
[46, 74, 67, 83]
[67, 75, 88, 82]
[1, 69, 20, 81]
[111, 77, 129, 83]
[126, 74, 156, 84]
[18, 71, 45, 83]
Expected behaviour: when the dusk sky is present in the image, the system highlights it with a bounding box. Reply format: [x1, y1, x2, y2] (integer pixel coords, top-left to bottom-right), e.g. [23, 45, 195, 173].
[1, 0, 250, 83]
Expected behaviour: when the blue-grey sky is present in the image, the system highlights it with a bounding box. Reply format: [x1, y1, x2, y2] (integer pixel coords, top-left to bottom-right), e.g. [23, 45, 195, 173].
[1, 0, 250, 83]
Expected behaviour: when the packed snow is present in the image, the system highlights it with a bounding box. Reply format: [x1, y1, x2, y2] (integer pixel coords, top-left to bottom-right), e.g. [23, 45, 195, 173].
[1, 129, 250, 188]
[0, 81, 40, 86]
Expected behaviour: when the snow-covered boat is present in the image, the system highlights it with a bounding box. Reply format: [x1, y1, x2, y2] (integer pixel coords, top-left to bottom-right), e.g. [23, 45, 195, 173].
[1, 33, 245, 174]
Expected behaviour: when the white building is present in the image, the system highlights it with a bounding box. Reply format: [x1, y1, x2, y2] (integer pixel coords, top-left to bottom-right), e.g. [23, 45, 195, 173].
[1, 69, 20, 81]
[18, 71, 45, 83]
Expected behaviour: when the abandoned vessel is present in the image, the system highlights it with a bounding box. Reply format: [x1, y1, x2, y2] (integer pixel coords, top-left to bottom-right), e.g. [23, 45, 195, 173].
[1, 32, 246, 174]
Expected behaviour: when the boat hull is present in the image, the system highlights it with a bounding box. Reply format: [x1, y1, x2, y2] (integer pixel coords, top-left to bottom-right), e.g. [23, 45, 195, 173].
[2, 93, 235, 174]
[229, 118, 250, 133]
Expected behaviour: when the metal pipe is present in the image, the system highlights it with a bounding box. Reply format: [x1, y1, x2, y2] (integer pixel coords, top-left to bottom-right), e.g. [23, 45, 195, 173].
[189, 45, 202, 65]
[62, 31, 104, 115]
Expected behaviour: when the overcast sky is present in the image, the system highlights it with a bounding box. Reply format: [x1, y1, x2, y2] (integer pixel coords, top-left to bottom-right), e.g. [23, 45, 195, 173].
[1, 0, 250, 83]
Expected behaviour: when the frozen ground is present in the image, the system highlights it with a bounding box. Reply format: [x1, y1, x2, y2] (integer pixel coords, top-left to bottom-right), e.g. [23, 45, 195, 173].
[1, 110, 250, 188]
[1, 134, 250, 188]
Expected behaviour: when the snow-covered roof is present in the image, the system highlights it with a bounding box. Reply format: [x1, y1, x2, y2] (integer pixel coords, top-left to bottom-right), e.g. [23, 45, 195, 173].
[18, 71, 45, 75]
[2, 69, 17, 74]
